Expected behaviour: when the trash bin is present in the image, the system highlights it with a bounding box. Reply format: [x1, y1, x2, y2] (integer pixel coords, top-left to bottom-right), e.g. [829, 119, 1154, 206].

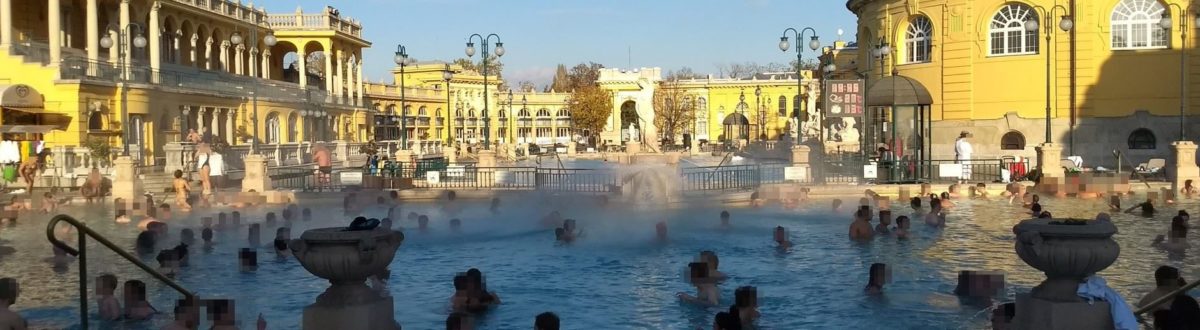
[2, 165, 16, 183]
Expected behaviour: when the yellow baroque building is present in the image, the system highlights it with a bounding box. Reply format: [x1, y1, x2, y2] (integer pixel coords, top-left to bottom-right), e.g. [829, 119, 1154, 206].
[0, 1, 370, 167]
[846, 0, 1200, 164]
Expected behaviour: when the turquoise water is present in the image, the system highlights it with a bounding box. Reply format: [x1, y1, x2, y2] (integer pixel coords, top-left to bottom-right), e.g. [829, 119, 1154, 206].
[0, 193, 1194, 329]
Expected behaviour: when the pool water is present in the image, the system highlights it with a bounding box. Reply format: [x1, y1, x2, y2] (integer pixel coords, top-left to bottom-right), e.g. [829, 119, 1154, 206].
[0, 193, 1196, 329]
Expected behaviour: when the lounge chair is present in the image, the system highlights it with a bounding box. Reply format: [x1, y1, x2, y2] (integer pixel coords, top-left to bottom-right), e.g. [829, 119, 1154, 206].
[1136, 158, 1167, 181]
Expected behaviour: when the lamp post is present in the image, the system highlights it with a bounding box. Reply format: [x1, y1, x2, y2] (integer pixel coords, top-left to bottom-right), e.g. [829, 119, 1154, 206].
[442, 64, 454, 144]
[507, 90, 514, 145]
[230, 24, 277, 154]
[465, 33, 505, 150]
[754, 86, 762, 141]
[1162, 4, 1200, 141]
[1026, 6, 1074, 145]
[521, 95, 528, 145]
[779, 27, 821, 145]
[100, 23, 146, 157]
[393, 44, 411, 149]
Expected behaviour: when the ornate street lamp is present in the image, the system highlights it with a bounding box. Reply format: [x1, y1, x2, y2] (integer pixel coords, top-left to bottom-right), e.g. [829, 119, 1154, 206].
[100, 23, 146, 156]
[779, 27, 820, 145]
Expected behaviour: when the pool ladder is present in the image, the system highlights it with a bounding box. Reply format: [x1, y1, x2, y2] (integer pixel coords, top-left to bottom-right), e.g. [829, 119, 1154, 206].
[46, 214, 197, 329]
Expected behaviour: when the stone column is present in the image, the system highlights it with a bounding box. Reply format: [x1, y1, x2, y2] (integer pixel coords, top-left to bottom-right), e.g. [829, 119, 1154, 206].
[249, 48, 258, 78]
[226, 110, 236, 144]
[261, 49, 271, 79]
[234, 44, 244, 75]
[196, 107, 207, 134]
[203, 37, 213, 70]
[0, 0, 11, 47]
[210, 109, 220, 139]
[219, 41, 230, 72]
[242, 154, 271, 192]
[332, 50, 343, 99]
[48, 0, 62, 64]
[356, 59, 364, 105]
[323, 49, 333, 93]
[111, 156, 143, 203]
[297, 50, 307, 88]
[1036, 143, 1065, 194]
[148, 2, 161, 81]
[1172, 141, 1199, 194]
[85, 0, 98, 73]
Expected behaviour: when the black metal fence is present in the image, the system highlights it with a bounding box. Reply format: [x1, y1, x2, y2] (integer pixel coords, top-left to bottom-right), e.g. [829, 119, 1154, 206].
[815, 157, 1031, 184]
[535, 168, 617, 193]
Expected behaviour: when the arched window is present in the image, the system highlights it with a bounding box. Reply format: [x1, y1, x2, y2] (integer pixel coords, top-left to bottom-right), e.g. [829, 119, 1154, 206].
[498, 110, 508, 118]
[1111, 0, 1169, 50]
[989, 3, 1039, 56]
[403, 105, 412, 116]
[265, 113, 280, 144]
[519, 108, 531, 118]
[793, 95, 802, 117]
[1000, 131, 1026, 150]
[287, 113, 300, 142]
[906, 15, 933, 63]
[418, 106, 428, 116]
[556, 109, 570, 117]
[778, 96, 788, 117]
[88, 111, 104, 130]
[386, 104, 396, 115]
[468, 109, 477, 118]
[537, 108, 551, 117]
[1128, 128, 1157, 149]
[455, 109, 464, 118]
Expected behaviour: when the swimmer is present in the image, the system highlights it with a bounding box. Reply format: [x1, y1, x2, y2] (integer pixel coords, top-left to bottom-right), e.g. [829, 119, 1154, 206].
[562, 219, 582, 239]
[273, 227, 291, 258]
[96, 274, 121, 320]
[380, 218, 393, 230]
[418, 215, 429, 231]
[719, 210, 731, 228]
[40, 192, 57, 213]
[1184, 179, 1198, 198]
[939, 192, 954, 208]
[201, 228, 214, 246]
[463, 268, 500, 310]
[925, 201, 946, 228]
[831, 199, 843, 213]
[115, 210, 131, 224]
[1023, 194, 1040, 208]
[894, 216, 911, 239]
[677, 262, 719, 306]
[849, 208, 874, 240]
[865, 263, 888, 295]
[122, 280, 157, 320]
[450, 275, 472, 311]
[0, 278, 28, 330]
[734, 286, 760, 327]
[1030, 203, 1043, 217]
[163, 300, 200, 330]
[699, 251, 728, 280]
[774, 226, 792, 248]
[1153, 216, 1191, 251]
[876, 210, 892, 235]
[264, 212, 277, 228]
[1109, 195, 1122, 212]
[1124, 198, 1156, 216]
[554, 228, 568, 243]
[490, 197, 501, 215]
[248, 224, 261, 247]
[1038, 211, 1052, 219]
[156, 249, 181, 277]
[656, 221, 668, 241]
[975, 183, 989, 199]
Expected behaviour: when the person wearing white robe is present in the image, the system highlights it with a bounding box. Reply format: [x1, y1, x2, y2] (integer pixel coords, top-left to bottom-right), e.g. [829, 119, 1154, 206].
[955, 131, 973, 183]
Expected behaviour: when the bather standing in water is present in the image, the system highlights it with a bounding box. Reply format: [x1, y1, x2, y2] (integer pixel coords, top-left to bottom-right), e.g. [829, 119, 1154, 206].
[0, 278, 27, 330]
[719, 210, 731, 229]
[864, 263, 888, 295]
[774, 226, 792, 248]
[677, 262, 719, 306]
[81, 166, 104, 203]
[656, 221, 668, 241]
[894, 216, 911, 239]
[1125, 198, 1156, 216]
[172, 170, 191, 211]
[849, 208, 874, 241]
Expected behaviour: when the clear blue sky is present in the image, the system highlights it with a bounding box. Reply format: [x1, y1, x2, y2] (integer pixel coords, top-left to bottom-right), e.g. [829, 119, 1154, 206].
[261, 0, 858, 87]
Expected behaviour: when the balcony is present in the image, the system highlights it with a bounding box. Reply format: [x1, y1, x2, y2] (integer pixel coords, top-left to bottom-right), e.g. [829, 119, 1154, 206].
[171, 0, 267, 26]
[363, 83, 445, 99]
[267, 8, 362, 38]
[58, 57, 361, 108]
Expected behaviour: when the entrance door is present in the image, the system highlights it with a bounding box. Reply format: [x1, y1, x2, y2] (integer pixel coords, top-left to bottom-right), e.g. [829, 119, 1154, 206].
[620, 101, 639, 143]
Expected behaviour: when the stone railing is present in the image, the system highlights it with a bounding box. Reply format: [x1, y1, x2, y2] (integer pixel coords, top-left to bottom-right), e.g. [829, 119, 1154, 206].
[267, 8, 362, 38]
[170, 0, 267, 26]
[363, 83, 446, 99]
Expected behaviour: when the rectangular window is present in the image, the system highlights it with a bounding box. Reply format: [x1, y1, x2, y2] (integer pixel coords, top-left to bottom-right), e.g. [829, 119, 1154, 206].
[990, 32, 1005, 55]
[1113, 25, 1129, 48]
[1133, 24, 1148, 47]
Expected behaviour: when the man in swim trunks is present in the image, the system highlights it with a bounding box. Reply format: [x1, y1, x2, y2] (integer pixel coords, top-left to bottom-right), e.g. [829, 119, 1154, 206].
[312, 144, 332, 190]
[18, 154, 39, 194]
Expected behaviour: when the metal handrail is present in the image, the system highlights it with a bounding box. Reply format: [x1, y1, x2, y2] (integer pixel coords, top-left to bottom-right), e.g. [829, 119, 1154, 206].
[1113, 149, 1153, 189]
[1132, 279, 1200, 322]
[46, 214, 197, 329]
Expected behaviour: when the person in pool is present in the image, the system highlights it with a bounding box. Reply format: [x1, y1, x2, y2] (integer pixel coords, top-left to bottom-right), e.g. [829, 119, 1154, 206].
[1125, 198, 1156, 216]
[1023, 194, 1040, 208]
[1030, 203, 1043, 218]
[894, 216, 911, 239]
[699, 251, 728, 280]
[1108, 195, 1122, 212]
[418, 215, 430, 232]
[774, 226, 792, 248]
[489, 197, 501, 215]
[464, 268, 501, 310]
[561, 219, 582, 240]
[849, 208, 874, 241]
[274, 227, 291, 258]
[719, 210, 731, 229]
[96, 274, 121, 321]
[1184, 179, 1198, 198]
[450, 275, 472, 311]
[734, 286, 760, 327]
[655, 221, 668, 241]
[925, 201, 946, 228]
[123, 280, 157, 320]
[875, 210, 892, 235]
[0, 278, 27, 330]
[677, 262, 719, 306]
[865, 263, 888, 295]
[831, 199, 843, 213]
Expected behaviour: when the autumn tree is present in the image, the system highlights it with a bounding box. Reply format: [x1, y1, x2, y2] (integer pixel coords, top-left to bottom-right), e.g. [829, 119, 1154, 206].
[652, 79, 694, 145]
[568, 85, 612, 142]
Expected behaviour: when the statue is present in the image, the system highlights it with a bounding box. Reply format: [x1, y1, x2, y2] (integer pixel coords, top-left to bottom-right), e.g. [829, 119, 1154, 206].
[628, 123, 639, 142]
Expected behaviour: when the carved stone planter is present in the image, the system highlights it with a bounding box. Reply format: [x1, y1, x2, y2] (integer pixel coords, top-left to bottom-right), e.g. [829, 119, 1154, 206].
[1013, 218, 1119, 302]
[291, 227, 403, 330]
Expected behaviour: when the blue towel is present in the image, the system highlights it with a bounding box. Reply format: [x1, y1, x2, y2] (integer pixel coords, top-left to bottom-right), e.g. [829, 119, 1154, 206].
[1077, 275, 1139, 330]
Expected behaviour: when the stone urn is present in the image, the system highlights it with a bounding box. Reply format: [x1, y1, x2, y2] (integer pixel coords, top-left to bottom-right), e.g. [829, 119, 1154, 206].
[1013, 218, 1119, 302]
[291, 228, 404, 330]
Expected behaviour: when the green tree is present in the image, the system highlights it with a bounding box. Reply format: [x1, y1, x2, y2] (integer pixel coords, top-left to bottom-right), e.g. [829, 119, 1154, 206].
[568, 85, 612, 141]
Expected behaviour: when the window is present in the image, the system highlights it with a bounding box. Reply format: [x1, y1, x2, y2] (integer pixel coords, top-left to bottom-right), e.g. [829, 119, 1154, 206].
[288, 113, 299, 142]
[537, 108, 551, 117]
[519, 108, 531, 118]
[418, 106, 428, 116]
[403, 105, 412, 116]
[455, 109, 464, 118]
[265, 113, 280, 144]
[1000, 131, 1026, 150]
[906, 15, 933, 63]
[793, 95, 802, 117]
[468, 109, 477, 118]
[556, 109, 570, 117]
[498, 110, 508, 118]
[88, 111, 104, 130]
[989, 3, 1039, 56]
[386, 104, 397, 115]
[1128, 128, 1157, 149]
[1111, 0, 1169, 50]
[778, 96, 788, 117]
